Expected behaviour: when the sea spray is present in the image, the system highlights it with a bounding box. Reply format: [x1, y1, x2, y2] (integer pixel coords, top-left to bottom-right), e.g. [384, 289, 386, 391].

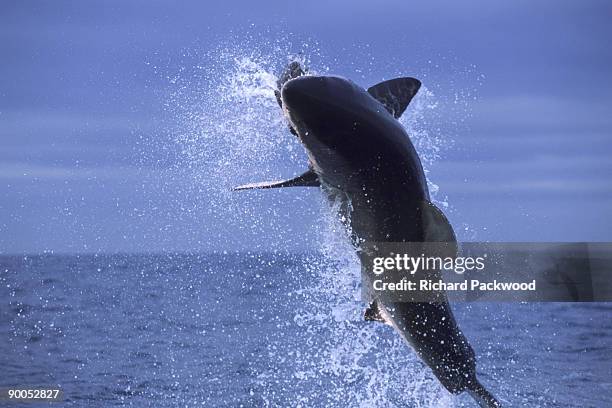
[165, 45, 456, 407]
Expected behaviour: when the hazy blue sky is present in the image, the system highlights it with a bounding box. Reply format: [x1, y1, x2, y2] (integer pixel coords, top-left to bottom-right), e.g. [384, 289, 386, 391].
[1, 1, 611, 253]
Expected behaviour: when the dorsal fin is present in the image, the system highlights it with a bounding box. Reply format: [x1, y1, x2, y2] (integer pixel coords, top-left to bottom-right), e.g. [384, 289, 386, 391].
[233, 168, 319, 191]
[367, 77, 421, 119]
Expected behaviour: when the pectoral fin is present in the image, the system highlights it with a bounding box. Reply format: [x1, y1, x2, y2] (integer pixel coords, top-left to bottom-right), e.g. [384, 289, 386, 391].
[364, 301, 388, 324]
[367, 77, 421, 119]
[233, 169, 319, 191]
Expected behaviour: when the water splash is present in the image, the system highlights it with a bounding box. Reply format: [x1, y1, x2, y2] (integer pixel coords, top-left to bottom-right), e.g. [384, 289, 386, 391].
[163, 45, 455, 407]
[263, 206, 455, 408]
[167, 52, 299, 202]
[401, 86, 451, 210]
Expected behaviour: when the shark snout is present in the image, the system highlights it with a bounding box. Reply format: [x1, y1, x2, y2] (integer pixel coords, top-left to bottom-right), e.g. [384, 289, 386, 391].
[281, 75, 323, 109]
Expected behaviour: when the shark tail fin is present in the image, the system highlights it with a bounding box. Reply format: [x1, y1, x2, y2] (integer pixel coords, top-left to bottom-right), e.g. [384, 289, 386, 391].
[467, 380, 503, 408]
[232, 168, 319, 191]
[367, 77, 421, 119]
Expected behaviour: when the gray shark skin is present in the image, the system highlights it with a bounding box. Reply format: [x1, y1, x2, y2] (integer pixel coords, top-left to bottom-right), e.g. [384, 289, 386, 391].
[235, 64, 502, 407]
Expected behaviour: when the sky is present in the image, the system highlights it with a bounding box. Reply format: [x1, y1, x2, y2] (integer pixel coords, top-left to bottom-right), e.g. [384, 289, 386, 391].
[1, 0, 611, 254]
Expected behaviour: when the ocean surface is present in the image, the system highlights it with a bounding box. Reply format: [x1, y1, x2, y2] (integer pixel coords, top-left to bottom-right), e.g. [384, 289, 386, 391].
[1, 253, 611, 407]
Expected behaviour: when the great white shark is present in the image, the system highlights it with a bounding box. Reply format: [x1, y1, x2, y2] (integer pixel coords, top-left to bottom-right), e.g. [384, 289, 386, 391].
[234, 62, 502, 407]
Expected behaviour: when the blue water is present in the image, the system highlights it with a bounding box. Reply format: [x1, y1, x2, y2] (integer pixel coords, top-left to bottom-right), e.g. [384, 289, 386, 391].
[1, 254, 611, 407]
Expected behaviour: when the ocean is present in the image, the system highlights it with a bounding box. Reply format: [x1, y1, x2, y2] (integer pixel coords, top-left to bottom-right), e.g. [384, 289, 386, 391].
[1, 253, 611, 407]
[2, 46, 611, 408]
